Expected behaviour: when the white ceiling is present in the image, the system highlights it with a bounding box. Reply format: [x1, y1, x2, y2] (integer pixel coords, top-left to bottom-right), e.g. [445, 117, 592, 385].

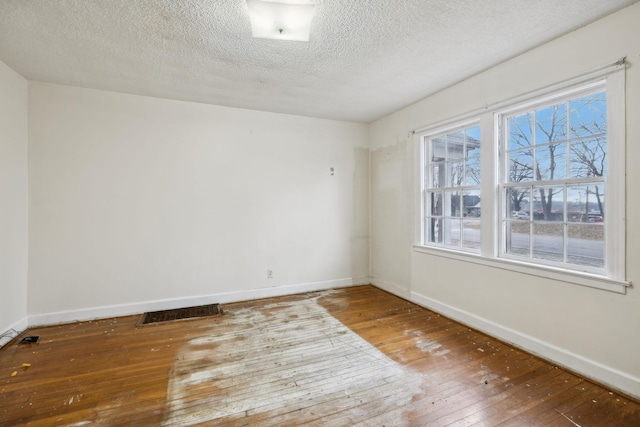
[0, 0, 636, 123]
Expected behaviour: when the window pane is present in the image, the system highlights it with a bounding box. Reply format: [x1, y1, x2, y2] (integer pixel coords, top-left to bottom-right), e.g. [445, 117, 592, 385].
[508, 112, 533, 149]
[536, 143, 566, 180]
[570, 92, 606, 139]
[430, 191, 443, 216]
[567, 184, 604, 223]
[567, 224, 604, 268]
[569, 137, 607, 179]
[466, 156, 480, 186]
[428, 218, 443, 243]
[508, 149, 533, 182]
[466, 126, 481, 177]
[506, 187, 530, 217]
[466, 126, 481, 147]
[536, 104, 567, 143]
[532, 222, 564, 262]
[462, 220, 480, 250]
[448, 161, 464, 187]
[446, 131, 465, 160]
[505, 221, 530, 256]
[532, 186, 563, 221]
[463, 190, 481, 218]
[444, 218, 460, 246]
[429, 163, 443, 188]
[431, 137, 446, 162]
[445, 191, 461, 218]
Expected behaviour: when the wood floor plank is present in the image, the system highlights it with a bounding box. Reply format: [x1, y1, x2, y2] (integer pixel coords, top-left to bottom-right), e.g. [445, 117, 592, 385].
[1, 285, 638, 426]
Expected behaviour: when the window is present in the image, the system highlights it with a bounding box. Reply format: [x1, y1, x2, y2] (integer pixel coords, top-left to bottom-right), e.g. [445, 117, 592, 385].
[500, 85, 607, 273]
[422, 124, 481, 252]
[415, 62, 627, 293]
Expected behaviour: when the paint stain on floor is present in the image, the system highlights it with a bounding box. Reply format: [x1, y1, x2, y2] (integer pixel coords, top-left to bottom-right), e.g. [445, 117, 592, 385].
[161, 291, 427, 426]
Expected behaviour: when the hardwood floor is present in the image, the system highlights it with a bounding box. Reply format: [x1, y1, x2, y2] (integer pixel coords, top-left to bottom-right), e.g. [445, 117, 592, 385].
[1, 285, 639, 426]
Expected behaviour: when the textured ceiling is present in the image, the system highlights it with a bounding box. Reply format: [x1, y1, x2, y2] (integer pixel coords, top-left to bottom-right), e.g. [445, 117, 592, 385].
[0, 0, 637, 123]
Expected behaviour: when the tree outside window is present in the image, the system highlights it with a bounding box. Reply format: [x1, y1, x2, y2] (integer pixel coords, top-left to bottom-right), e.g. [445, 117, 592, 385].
[503, 89, 607, 269]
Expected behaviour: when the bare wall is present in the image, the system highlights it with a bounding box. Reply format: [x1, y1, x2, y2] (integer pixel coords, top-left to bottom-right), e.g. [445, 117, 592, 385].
[28, 83, 369, 316]
[369, 3, 640, 397]
[0, 60, 28, 338]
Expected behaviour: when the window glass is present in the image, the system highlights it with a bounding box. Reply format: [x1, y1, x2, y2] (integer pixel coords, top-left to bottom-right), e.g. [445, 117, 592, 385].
[423, 124, 481, 251]
[502, 89, 607, 272]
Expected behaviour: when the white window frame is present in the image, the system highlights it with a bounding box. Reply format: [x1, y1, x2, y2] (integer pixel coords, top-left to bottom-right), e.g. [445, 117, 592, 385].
[498, 81, 608, 275]
[414, 61, 628, 294]
[420, 121, 482, 253]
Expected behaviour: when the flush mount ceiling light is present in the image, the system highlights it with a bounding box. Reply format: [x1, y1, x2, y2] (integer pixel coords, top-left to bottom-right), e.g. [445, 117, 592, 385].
[246, 0, 315, 42]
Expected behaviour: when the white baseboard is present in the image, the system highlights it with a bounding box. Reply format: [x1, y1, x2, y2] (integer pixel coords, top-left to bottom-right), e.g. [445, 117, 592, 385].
[410, 290, 640, 400]
[370, 276, 412, 300]
[0, 316, 29, 348]
[27, 277, 367, 328]
[350, 276, 372, 286]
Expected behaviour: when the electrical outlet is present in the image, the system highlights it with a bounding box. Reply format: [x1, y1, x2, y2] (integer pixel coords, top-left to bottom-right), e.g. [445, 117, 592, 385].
[267, 270, 273, 279]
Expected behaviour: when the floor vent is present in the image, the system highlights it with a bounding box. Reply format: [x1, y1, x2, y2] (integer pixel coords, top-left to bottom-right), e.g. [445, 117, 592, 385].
[19, 336, 40, 345]
[140, 304, 222, 325]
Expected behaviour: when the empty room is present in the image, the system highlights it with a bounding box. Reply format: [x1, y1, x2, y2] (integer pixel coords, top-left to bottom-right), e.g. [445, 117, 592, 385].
[1, 1, 639, 425]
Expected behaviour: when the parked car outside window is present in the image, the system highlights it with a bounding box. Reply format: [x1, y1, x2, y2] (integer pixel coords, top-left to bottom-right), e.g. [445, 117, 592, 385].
[511, 211, 530, 220]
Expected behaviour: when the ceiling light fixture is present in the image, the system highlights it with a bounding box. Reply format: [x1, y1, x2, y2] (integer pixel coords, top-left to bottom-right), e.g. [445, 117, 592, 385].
[246, 0, 315, 42]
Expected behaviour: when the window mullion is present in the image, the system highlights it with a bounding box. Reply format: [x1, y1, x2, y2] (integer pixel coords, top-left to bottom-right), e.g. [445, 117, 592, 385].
[605, 71, 626, 280]
[480, 113, 496, 257]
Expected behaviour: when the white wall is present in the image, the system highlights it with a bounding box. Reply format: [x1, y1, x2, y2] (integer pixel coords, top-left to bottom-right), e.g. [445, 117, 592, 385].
[0, 60, 29, 341]
[369, 3, 640, 398]
[28, 83, 369, 318]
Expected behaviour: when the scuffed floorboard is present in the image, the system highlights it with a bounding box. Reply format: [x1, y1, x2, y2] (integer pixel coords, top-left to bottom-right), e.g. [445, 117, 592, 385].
[162, 290, 426, 426]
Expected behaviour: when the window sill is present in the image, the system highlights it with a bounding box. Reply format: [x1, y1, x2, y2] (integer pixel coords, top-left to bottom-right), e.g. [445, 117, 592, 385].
[413, 244, 630, 294]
